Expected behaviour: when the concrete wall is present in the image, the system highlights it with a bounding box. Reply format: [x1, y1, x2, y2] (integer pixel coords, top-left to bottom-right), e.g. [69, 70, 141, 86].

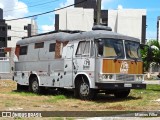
[55, 8, 94, 31]
[0, 48, 15, 79]
[108, 9, 146, 41]
[6, 19, 38, 48]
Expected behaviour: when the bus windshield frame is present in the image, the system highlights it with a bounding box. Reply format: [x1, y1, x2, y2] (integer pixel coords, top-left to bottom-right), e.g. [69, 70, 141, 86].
[125, 40, 142, 60]
[96, 39, 142, 60]
[96, 38, 125, 59]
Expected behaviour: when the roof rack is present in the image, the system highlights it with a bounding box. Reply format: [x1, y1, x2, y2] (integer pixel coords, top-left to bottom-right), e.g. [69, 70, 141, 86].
[22, 30, 84, 39]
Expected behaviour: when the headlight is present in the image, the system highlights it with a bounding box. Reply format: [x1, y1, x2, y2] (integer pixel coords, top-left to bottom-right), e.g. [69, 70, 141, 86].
[99, 74, 114, 81]
[136, 75, 143, 81]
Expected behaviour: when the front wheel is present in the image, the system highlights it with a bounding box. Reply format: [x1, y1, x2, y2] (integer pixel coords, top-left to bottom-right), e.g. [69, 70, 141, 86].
[114, 89, 130, 98]
[77, 78, 96, 100]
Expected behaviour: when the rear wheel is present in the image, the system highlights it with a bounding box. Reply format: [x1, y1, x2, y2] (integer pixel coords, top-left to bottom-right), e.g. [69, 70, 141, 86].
[76, 76, 96, 100]
[114, 89, 130, 98]
[29, 77, 41, 94]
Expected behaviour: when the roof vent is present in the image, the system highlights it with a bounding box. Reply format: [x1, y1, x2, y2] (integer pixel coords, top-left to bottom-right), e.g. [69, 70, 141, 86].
[92, 25, 112, 31]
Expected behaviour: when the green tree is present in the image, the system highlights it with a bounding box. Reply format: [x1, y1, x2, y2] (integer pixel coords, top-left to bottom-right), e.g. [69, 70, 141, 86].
[141, 40, 160, 72]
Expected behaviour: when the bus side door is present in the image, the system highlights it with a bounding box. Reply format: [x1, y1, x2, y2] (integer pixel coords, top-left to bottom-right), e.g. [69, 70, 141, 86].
[63, 44, 74, 87]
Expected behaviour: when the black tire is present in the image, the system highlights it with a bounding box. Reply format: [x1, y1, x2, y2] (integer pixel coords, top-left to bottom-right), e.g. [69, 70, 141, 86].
[76, 77, 96, 100]
[29, 77, 41, 94]
[114, 89, 130, 98]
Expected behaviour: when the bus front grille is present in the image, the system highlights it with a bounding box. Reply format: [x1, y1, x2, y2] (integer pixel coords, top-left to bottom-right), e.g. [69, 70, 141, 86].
[116, 74, 134, 81]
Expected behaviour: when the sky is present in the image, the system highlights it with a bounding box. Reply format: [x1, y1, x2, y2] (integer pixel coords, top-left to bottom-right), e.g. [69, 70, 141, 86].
[0, 0, 160, 40]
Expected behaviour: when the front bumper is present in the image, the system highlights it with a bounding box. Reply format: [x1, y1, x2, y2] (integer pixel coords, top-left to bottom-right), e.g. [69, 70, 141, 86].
[95, 82, 146, 89]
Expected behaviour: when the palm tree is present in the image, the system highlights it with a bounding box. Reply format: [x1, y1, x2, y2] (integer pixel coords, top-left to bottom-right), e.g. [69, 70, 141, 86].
[141, 40, 160, 72]
[148, 40, 160, 64]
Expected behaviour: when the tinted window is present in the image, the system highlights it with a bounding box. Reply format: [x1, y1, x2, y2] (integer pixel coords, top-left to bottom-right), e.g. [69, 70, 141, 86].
[20, 46, 28, 55]
[35, 42, 44, 49]
[49, 43, 56, 52]
[97, 39, 124, 58]
[125, 41, 141, 60]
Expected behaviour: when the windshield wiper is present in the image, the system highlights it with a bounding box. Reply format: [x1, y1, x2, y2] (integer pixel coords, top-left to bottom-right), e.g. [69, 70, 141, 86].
[129, 51, 138, 62]
[132, 57, 138, 62]
[114, 55, 122, 61]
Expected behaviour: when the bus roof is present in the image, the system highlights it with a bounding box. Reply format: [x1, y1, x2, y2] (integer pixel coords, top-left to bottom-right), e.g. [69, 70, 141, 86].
[17, 30, 140, 45]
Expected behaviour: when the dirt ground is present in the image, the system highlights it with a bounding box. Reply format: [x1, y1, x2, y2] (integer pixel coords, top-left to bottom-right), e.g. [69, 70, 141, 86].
[0, 80, 160, 112]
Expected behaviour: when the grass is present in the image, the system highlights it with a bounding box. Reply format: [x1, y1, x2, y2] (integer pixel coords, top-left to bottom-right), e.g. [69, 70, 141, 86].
[10, 91, 38, 96]
[5, 101, 14, 107]
[45, 95, 67, 103]
[1, 79, 160, 112]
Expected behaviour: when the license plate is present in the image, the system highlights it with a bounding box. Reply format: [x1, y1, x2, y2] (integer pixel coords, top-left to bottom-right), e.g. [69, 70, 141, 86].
[124, 84, 132, 87]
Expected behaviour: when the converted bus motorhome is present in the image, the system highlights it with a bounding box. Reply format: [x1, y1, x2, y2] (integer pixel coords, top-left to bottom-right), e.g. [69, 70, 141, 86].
[14, 25, 146, 100]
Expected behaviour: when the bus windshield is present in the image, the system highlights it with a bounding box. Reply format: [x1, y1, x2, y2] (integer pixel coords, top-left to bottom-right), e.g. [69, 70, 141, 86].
[97, 39, 124, 59]
[125, 41, 142, 60]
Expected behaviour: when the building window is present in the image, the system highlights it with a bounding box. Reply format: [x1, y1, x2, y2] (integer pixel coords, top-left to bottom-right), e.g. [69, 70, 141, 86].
[7, 37, 11, 41]
[24, 26, 28, 30]
[0, 27, 6, 31]
[20, 46, 28, 55]
[49, 43, 55, 52]
[8, 25, 11, 30]
[0, 37, 5, 42]
[76, 41, 90, 56]
[35, 42, 44, 49]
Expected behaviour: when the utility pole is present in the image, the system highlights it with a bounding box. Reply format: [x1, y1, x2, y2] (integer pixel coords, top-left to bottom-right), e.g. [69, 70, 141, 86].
[96, 0, 102, 25]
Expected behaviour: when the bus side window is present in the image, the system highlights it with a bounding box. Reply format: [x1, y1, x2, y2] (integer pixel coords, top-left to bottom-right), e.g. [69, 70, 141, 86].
[76, 41, 90, 57]
[49, 43, 56, 52]
[19, 46, 28, 55]
[35, 42, 44, 49]
[55, 41, 68, 59]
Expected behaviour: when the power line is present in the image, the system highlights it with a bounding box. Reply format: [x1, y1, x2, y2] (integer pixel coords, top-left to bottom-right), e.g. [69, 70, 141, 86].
[5, 0, 87, 21]
[4, 0, 60, 13]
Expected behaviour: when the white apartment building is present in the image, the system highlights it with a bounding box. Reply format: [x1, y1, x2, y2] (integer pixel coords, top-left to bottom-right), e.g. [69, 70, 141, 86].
[55, 8, 146, 43]
[108, 9, 146, 43]
[55, 8, 94, 31]
[6, 19, 38, 48]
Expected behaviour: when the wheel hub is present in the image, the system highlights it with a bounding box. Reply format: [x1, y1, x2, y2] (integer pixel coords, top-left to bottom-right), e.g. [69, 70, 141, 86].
[80, 83, 89, 96]
[32, 81, 38, 92]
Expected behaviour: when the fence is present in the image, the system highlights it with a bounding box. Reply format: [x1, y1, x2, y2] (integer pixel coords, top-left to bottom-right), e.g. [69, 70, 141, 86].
[149, 62, 160, 73]
[0, 57, 11, 73]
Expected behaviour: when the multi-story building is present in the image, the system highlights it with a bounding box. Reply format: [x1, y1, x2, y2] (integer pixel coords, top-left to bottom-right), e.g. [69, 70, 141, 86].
[0, 8, 7, 57]
[157, 16, 160, 41]
[108, 9, 146, 44]
[6, 19, 38, 48]
[55, 8, 94, 31]
[0, 8, 38, 57]
[55, 0, 146, 43]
